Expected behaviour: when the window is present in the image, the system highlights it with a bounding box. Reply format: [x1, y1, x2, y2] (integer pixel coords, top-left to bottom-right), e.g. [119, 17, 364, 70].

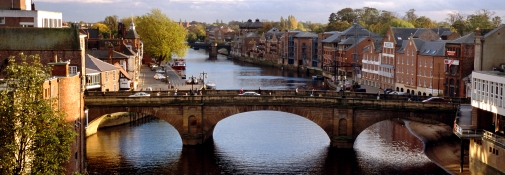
[105, 72, 108, 82]
[70, 66, 78, 75]
[113, 71, 116, 81]
[0, 17, 5, 24]
[425, 50, 430, 54]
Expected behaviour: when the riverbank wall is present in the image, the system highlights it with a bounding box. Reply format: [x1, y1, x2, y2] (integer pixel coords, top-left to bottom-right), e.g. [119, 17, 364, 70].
[86, 112, 150, 136]
[229, 54, 323, 76]
[404, 120, 471, 175]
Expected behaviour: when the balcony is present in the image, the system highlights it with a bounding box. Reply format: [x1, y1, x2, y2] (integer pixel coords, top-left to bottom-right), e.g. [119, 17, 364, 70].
[453, 125, 483, 138]
[483, 130, 505, 149]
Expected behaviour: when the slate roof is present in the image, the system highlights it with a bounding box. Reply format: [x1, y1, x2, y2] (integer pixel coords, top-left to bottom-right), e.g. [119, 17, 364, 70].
[340, 23, 379, 37]
[0, 27, 80, 50]
[397, 40, 409, 53]
[448, 32, 475, 44]
[244, 32, 260, 38]
[125, 29, 139, 39]
[85, 54, 120, 72]
[86, 49, 130, 59]
[321, 32, 343, 43]
[390, 28, 418, 45]
[267, 27, 281, 33]
[418, 40, 448, 56]
[294, 32, 317, 38]
[431, 27, 451, 36]
[240, 19, 263, 29]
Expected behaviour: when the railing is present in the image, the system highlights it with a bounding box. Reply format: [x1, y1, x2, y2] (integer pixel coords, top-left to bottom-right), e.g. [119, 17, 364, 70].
[454, 124, 483, 138]
[484, 130, 505, 149]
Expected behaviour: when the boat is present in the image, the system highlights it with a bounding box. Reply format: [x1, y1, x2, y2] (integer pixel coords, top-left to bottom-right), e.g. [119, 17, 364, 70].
[171, 58, 186, 70]
[205, 80, 216, 90]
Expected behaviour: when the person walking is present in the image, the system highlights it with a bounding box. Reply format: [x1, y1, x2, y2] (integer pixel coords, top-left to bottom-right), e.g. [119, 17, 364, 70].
[258, 87, 262, 94]
[295, 88, 298, 95]
[240, 88, 244, 94]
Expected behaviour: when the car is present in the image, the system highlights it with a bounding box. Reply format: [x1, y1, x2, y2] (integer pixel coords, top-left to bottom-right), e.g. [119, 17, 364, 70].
[422, 97, 446, 103]
[145, 87, 152, 91]
[239, 92, 261, 96]
[155, 68, 164, 73]
[129, 92, 150, 97]
[153, 73, 164, 80]
[154, 74, 166, 80]
[150, 64, 158, 70]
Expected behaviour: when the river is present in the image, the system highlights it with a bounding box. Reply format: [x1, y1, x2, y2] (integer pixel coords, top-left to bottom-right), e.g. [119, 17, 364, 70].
[86, 49, 449, 174]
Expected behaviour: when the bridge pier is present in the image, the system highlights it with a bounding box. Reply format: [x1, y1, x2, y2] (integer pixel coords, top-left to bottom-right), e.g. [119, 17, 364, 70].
[209, 42, 217, 58]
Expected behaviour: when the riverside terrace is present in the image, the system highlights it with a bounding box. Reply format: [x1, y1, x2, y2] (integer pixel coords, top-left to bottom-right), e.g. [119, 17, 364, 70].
[85, 90, 460, 148]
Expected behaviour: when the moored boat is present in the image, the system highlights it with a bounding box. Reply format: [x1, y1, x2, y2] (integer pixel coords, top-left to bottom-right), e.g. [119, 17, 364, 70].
[205, 80, 216, 90]
[171, 59, 186, 70]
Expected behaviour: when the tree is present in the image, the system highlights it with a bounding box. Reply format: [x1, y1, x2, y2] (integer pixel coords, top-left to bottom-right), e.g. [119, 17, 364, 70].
[492, 16, 502, 27]
[135, 8, 189, 64]
[0, 53, 76, 175]
[404, 9, 418, 25]
[336, 7, 357, 23]
[104, 15, 119, 37]
[329, 13, 338, 23]
[91, 23, 111, 38]
[326, 20, 351, 32]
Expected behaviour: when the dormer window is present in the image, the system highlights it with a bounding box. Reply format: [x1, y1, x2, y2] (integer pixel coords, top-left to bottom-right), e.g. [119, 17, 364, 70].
[425, 50, 430, 54]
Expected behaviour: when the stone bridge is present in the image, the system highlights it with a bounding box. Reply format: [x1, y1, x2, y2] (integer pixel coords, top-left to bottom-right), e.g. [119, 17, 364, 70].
[84, 90, 459, 148]
[189, 42, 231, 58]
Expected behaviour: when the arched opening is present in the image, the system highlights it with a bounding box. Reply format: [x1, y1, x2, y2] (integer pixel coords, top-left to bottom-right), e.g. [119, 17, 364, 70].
[339, 118, 348, 136]
[212, 111, 330, 174]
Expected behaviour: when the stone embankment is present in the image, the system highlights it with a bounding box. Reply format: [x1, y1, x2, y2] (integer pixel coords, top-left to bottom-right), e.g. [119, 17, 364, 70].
[405, 120, 470, 175]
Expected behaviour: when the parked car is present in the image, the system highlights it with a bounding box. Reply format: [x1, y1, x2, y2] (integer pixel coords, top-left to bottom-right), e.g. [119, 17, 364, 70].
[154, 73, 164, 80]
[155, 68, 164, 73]
[129, 92, 150, 97]
[239, 92, 261, 96]
[150, 64, 158, 70]
[384, 88, 393, 94]
[389, 91, 406, 95]
[422, 97, 446, 103]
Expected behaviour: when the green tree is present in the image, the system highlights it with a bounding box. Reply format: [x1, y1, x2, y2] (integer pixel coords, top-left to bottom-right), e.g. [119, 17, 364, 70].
[326, 20, 351, 32]
[0, 53, 76, 175]
[104, 15, 119, 37]
[135, 8, 189, 64]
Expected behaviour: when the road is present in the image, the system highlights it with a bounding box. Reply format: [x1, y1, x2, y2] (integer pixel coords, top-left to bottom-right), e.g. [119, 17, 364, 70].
[137, 64, 202, 91]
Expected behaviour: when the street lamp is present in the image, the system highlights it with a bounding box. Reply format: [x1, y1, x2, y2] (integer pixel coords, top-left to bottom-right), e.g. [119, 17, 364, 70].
[200, 71, 208, 89]
[189, 75, 196, 94]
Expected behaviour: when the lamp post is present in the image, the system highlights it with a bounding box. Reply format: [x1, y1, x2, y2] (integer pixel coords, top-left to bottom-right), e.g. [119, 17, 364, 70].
[200, 71, 208, 89]
[189, 75, 196, 94]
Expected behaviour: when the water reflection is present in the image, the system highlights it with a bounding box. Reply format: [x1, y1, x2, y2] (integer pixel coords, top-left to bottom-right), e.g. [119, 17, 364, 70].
[183, 50, 319, 90]
[86, 111, 447, 174]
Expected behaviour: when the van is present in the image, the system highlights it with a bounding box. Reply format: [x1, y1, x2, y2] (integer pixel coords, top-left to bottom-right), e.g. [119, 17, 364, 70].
[356, 88, 366, 93]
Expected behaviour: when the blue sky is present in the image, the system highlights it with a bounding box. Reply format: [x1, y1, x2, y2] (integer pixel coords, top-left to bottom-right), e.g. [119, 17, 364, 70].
[35, 0, 505, 24]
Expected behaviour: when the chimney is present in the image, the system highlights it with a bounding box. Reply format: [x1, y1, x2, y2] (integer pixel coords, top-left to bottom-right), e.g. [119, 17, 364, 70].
[474, 28, 482, 71]
[48, 57, 69, 77]
[108, 42, 113, 64]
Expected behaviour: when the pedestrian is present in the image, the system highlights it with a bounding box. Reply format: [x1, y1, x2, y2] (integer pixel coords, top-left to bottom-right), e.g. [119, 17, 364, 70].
[258, 87, 262, 94]
[377, 91, 380, 100]
[295, 88, 298, 95]
[383, 90, 387, 100]
[408, 93, 412, 101]
[240, 88, 244, 94]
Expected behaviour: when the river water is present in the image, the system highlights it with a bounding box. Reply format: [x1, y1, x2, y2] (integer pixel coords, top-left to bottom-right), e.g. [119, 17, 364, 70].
[86, 50, 449, 174]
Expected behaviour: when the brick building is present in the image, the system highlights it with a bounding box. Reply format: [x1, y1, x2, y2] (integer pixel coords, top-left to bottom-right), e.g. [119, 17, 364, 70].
[444, 33, 475, 98]
[0, 26, 86, 174]
[0, 0, 62, 27]
[85, 54, 120, 92]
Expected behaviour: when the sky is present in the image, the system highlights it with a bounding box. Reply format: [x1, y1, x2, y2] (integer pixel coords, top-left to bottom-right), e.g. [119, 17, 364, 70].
[35, 0, 505, 24]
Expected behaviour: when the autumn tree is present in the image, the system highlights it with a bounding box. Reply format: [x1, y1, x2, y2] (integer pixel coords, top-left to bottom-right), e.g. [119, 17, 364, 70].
[0, 53, 76, 175]
[135, 8, 189, 64]
[91, 23, 111, 38]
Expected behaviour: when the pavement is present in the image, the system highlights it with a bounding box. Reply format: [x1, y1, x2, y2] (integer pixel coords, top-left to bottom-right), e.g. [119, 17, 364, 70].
[137, 64, 203, 91]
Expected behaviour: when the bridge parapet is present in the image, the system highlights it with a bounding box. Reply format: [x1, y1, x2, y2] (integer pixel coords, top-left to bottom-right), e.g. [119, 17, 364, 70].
[85, 95, 458, 112]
